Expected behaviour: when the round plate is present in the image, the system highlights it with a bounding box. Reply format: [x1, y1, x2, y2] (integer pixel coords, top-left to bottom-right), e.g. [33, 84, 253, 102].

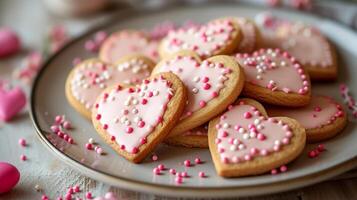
[30, 3, 357, 198]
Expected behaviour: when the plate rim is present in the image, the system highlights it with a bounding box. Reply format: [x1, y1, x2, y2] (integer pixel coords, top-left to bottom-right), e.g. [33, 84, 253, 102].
[29, 2, 357, 197]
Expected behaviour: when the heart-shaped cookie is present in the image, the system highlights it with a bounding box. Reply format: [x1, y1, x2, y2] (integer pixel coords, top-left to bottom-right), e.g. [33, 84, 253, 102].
[99, 30, 160, 63]
[92, 73, 187, 163]
[159, 18, 241, 59]
[267, 95, 347, 143]
[152, 50, 245, 137]
[164, 124, 208, 148]
[65, 55, 155, 119]
[260, 20, 337, 80]
[208, 98, 306, 177]
[234, 48, 311, 107]
[234, 18, 261, 53]
[0, 84, 26, 122]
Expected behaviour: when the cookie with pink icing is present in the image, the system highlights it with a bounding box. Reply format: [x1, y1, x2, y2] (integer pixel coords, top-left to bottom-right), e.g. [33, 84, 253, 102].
[208, 98, 306, 177]
[159, 18, 242, 59]
[267, 95, 347, 143]
[165, 124, 209, 148]
[258, 16, 337, 80]
[234, 18, 261, 53]
[152, 50, 245, 137]
[66, 55, 155, 119]
[99, 30, 160, 63]
[92, 73, 187, 163]
[234, 48, 311, 107]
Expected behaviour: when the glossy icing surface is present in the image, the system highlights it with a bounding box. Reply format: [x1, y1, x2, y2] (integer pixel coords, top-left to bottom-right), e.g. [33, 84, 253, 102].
[234, 48, 309, 94]
[215, 101, 293, 164]
[95, 77, 174, 153]
[70, 59, 151, 110]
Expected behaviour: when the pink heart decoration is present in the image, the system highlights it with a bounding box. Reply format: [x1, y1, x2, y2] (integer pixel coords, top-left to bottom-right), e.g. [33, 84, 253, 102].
[0, 85, 26, 121]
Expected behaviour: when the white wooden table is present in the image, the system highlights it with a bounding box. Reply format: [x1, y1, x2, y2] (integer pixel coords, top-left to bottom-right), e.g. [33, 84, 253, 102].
[1, 0, 357, 199]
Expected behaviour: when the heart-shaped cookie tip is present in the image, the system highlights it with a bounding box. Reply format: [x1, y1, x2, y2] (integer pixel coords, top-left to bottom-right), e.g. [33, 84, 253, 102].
[99, 30, 159, 63]
[208, 98, 306, 177]
[153, 50, 245, 137]
[66, 56, 155, 119]
[159, 18, 241, 59]
[267, 95, 347, 143]
[234, 48, 311, 107]
[92, 72, 187, 163]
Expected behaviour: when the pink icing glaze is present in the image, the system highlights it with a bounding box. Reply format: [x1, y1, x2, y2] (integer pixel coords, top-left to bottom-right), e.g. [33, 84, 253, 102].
[162, 19, 238, 58]
[100, 31, 159, 63]
[0, 84, 26, 121]
[155, 55, 231, 118]
[70, 59, 151, 110]
[216, 101, 293, 163]
[261, 21, 333, 68]
[95, 77, 174, 153]
[235, 48, 309, 94]
[268, 96, 344, 129]
[235, 18, 257, 53]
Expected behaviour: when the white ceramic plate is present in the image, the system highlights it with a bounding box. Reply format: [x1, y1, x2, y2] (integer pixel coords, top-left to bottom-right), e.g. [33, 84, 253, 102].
[30, 3, 357, 198]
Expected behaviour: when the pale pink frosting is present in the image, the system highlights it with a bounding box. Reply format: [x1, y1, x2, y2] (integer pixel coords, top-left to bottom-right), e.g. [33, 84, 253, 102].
[216, 101, 293, 164]
[95, 77, 174, 154]
[261, 22, 333, 68]
[100, 31, 159, 63]
[235, 18, 257, 53]
[234, 48, 309, 94]
[268, 96, 344, 129]
[155, 55, 231, 118]
[161, 19, 238, 58]
[70, 59, 151, 110]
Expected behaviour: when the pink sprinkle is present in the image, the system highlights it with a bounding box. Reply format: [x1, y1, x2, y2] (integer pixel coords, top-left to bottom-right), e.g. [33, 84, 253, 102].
[198, 171, 206, 178]
[141, 98, 148, 105]
[180, 171, 188, 178]
[175, 177, 183, 184]
[308, 150, 318, 158]
[67, 137, 74, 144]
[152, 154, 158, 161]
[132, 147, 139, 154]
[317, 144, 325, 152]
[51, 125, 60, 133]
[18, 138, 26, 147]
[184, 160, 191, 167]
[257, 133, 266, 141]
[65, 194, 72, 200]
[126, 126, 134, 133]
[63, 121, 71, 129]
[203, 83, 211, 90]
[138, 121, 145, 128]
[199, 100, 206, 108]
[280, 165, 288, 172]
[55, 115, 63, 124]
[211, 91, 218, 98]
[169, 168, 176, 175]
[42, 195, 48, 200]
[103, 124, 108, 130]
[73, 185, 80, 193]
[67, 187, 73, 194]
[314, 106, 322, 112]
[96, 114, 101, 120]
[194, 157, 202, 164]
[157, 116, 163, 123]
[158, 164, 165, 170]
[20, 154, 27, 161]
[85, 143, 93, 150]
[153, 167, 161, 175]
[271, 169, 278, 175]
[202, 76, 209, 83]
[243, 112, 252, 119]
[96, 147, 103, 155]
[86, 192, 92, 199]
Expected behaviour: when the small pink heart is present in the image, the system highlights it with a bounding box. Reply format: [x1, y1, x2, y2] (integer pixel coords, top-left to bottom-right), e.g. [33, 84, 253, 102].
[0, 85, 26, 121]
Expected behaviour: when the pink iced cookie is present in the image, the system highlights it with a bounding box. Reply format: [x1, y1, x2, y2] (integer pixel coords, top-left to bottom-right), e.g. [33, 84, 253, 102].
[234, 18, 261, 53]
[66, 56, 155, 119]
[153, 50, 244, 137]
[267, 95, 347, 142]
[99, 31, 159, 63]
[258, 16, 337, 80]
[0, 162, 20, 194]
[165, 124, 209, 148]
[0, 28, 21, 58]
[0, 84, 26, 121]
[159, 18, 241, 59]
[234, 48, 311, 107]
[92, 73, 187, 163]
[208, 98, 306, 177]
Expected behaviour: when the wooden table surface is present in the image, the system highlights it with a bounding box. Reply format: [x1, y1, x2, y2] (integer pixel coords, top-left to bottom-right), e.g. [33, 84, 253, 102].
[1, 0, 357, 199]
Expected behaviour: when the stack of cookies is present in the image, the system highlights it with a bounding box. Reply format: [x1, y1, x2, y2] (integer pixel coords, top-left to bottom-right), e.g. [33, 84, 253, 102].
[65, 17, 347, 177]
